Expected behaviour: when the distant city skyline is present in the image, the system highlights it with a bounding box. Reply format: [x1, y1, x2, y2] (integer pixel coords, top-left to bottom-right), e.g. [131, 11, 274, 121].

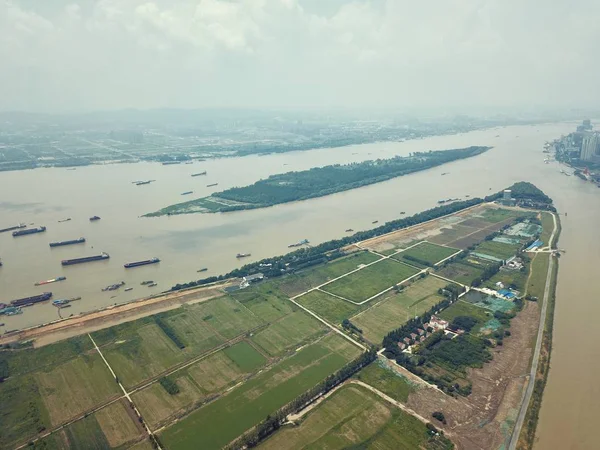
[1, 0, 599, 113]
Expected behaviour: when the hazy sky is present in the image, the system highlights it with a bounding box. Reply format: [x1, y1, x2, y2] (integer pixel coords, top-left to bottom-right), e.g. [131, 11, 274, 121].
[1, 0, 599, 113]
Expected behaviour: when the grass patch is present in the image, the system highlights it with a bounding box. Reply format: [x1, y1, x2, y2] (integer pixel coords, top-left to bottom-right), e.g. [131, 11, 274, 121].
[57, 413, 111, 450]
[296, 290, 360, 324]
[257, 385, 450, 450]
[223, 341, 267, 372]
[480, 208, 520, 223]
[397, 241, 459, 266]
[540, 212, 554, 246]
[527, 253, 550, 299]
[355, 360, 415, 402]
[158, 334, 360, 450]
[436, 260, 484, 285]
[352, 276, 447, 344]
[322, 259, 419, 303]
[232, 283, 295, 322]
[95, 400, 143, 448]
[277, 251, 381, 297]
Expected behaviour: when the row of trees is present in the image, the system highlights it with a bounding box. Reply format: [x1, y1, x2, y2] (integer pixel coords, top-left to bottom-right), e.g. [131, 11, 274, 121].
[155, 317, 185, 349]
[226, 350, 377, 449]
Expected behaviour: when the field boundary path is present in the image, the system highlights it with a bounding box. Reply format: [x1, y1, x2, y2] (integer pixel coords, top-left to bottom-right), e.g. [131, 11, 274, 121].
[508, 212, 557, 450]
[89, 334, 164, 450]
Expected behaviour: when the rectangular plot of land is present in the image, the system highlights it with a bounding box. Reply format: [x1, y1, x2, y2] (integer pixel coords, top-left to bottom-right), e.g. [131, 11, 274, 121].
[36, 354, 121, 426]
[436, 261, 484, 285]
[277, 252, 381, 297]
[190, 296, 264, 340]
[428, 224, 478, 246]
[475, 240, 520, 260]
[233, 285, 295, 322]
[159, 333, 358, 450]
[322, 259, 419, 303]
[251, 311, 327, 356]
[223, 341, 267, 372]
[397, 241, 459, 266]
[95, 400, 143, 448]
[438, 300, 493, 334]
[352, 276, 447, 344]
[296, 290, 360, 324]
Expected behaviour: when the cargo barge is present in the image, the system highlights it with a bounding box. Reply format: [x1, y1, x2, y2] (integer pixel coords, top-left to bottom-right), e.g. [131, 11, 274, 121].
[124, 257, 160, 268]
[49, 237, 86, 247]
[10, 292, 53, 307]
[207, 183, 219, 187]
[181, 191, 193, 195]
[236, 253, 251, 258]
[89, 216, 101, 221]
[62, 252, 109, 266]
[0, 223, 26, 233]
[35, 276, 66, 286]
[13, 226, 46, 237]
[191, 171, 207, 177]
[288, 239, 309, 248]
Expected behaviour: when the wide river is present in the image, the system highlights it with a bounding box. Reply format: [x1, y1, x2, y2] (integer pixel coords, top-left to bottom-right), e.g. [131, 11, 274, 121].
[0, 121, 596, 447]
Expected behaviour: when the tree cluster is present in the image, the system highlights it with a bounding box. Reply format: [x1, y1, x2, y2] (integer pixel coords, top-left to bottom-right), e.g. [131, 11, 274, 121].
[159, 376, 180, 395]
[155, 317, 186, 349]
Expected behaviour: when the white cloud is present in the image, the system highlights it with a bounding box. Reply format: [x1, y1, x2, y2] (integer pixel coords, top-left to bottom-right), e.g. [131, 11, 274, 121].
[0, 0, 599, 112]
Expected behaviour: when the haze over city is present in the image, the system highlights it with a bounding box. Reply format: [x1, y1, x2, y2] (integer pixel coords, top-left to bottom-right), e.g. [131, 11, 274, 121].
[2, 0, 599, 113]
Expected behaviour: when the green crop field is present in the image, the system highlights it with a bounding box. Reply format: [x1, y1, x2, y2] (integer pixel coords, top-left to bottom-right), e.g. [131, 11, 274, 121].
[484, 267, 528, 292]
[438, 300, 493, 334]
[223, 341, 267, 372]
[0, 336, 112, 448]
[36, 353, 120, 426]
[158, 334, 360, 450]
[296, 289, 360, 324]
[232, 283, 295, 322]
[96, 296, 264, 388]
[352, 276, 447, 343]
[322, 259, 419, 303]
[436, 260, 484, 285]
[474, 240, 520, 261]
[257, 384, 450, 450]
[134, 342, 268, 429]
[355, 360, 416, 402]
[277, 251, 381, 296]
[397, 241, 459, 266]
[540, 212, 554, 245]
[251, 310, 327, 356]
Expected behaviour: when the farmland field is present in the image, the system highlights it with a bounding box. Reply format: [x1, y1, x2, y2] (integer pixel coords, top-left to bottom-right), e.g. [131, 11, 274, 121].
[475, 240, 520, 260]
[355, 360, 416, 402]
[96, 296, 264, 388]
[352, 276, 447, 343]
[396, 241, 459, 266]
[158, 333, 361, 450]
[257, 384, 449, 450]
[322, 259, 419, 303]
[527, 253, 550, 299]
[134, 342, 267, 429]
[480, 208, 521, 223]
[277, 251, 381, 296]
[436, 260, 484, 285]
[296, 289, 361, 324]
[36, 353, 121, 425]
[251, 310, 327, 356]
[94, 401, 143, 448]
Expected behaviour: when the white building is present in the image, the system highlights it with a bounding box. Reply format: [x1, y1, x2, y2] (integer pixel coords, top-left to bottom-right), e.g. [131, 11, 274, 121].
[581, 133, 600, 162]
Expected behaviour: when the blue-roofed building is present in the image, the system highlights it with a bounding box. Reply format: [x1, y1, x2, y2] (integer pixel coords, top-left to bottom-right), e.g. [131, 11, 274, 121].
[497, 289, 517, 299]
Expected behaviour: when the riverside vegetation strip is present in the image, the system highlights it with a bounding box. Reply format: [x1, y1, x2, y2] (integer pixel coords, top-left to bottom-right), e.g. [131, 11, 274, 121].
[145, 146, 491, 216]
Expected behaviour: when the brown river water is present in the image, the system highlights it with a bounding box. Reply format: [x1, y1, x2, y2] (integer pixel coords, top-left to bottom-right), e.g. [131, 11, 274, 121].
[0, 121, 596, 448]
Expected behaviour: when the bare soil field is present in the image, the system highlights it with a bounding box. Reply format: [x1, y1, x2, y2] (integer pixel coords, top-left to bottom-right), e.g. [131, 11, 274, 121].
[404, 300, 540, 450]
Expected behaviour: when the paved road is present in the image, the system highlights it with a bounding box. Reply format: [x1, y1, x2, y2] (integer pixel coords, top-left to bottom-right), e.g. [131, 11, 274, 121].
[508, 212, 557, 450]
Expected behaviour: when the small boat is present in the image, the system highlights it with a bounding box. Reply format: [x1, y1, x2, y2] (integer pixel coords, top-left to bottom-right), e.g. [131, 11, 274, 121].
[136, 180, 152, 186]
[400, 211, 406, 215]
[197, 268, 208, 272]
[191, 172, 207, 177]
[236, 253, 251, 258]
[141, 280, 154, 285]
[89, 216, 101, 221]
[372, 220, 379, 224]
[67, 168, 77, 171]
[58, 218, 72, 223]
[124, 287, 133, 292]
[207, 183, 219, 187]
[35, 276, 67, 286]
[288, 239, 309, 248]
[441, 172, 449, 176]
[147, 282, 157, 287]
[181, 191, 193, 195]
[345, 229, 354, 232]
